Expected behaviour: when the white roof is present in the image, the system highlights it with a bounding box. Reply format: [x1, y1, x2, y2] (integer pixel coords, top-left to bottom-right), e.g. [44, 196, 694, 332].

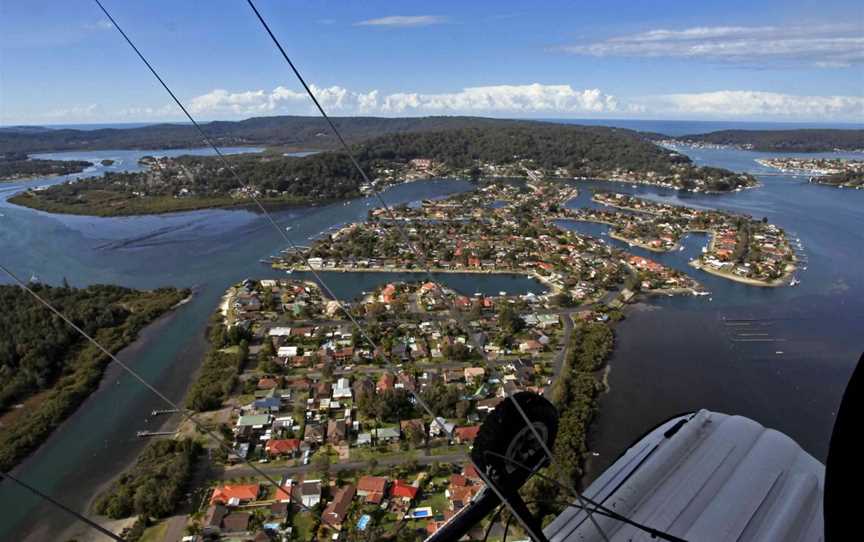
[544, 410, 824, 541]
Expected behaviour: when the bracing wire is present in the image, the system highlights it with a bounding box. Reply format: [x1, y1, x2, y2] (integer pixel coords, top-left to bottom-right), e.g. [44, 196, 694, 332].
[243, 1, 609, 539]
[0, 2, 605, 540]
[482, 450, 688, 542]
[0, 262, 336, 532]
[0, 0, 543, 538]
[0, 471, 124, 542]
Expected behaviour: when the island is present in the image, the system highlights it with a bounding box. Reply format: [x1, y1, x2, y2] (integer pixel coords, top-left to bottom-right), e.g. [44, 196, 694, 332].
[576, 192, 796, 286]
[757, 157, 864, 189]
[7, 123, 755, 216]
[0, 151, 92, 182]
[0, 283, 189, 472]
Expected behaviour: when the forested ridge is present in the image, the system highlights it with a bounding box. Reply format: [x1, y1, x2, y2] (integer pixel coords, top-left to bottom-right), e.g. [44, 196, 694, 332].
[673, 129, 864, 152]
[0, 283, 188, 471]
[0, 116, 527, 154]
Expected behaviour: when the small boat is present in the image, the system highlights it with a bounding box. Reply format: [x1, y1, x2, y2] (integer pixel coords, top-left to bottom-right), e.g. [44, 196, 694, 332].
[499, 291, 507, 296]
[775, 351, 784, 355]
[678, 246, 685, 251]
[285, 226, 292, 231]
[285, 269, 293, 275]
[790, 278, 800, 286]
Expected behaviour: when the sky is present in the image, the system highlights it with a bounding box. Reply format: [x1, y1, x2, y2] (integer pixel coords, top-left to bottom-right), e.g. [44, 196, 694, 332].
[1, 0, 862, 125]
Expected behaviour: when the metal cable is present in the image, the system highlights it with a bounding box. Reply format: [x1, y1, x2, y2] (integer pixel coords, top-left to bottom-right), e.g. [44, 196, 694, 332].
[89, 0, 543, 538]
[0, 471, 124, 542]
[243, 1, 609, 538]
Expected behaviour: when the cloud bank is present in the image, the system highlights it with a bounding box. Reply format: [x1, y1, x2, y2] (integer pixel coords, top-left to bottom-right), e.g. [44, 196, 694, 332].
[558, 24, 864, 68]
[647, 90, 864, 119]
[188, 83, 620, 116]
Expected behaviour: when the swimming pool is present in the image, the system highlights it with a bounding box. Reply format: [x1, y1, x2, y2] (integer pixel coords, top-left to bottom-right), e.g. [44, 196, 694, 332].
[408, 507, 433, 518]
[356, 514, 371, 530]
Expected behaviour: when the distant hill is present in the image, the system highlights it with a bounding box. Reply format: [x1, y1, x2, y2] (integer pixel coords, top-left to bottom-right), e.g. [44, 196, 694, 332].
[0, 116, 532, 154]
[0, 126, 56, 135]
[672, 129, 864, 152]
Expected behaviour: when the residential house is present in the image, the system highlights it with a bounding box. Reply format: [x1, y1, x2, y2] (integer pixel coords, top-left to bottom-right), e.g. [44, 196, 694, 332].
[303, 423, 325, 445]
[357, 476, 389, 505]
[454, 426, 480, 444]
[210, 484, 260, 506]
[264, 439, 301, 458]
[391, 480, 419, 502]
[331, 378, 352, 400]
[428, 417, 455, 439]
[294, 480, 322, 508]
[322, 484, 356, 530]
[327, 419, 348, 445]
[202, 504, 227, 536]
[222, 512, 252, 534]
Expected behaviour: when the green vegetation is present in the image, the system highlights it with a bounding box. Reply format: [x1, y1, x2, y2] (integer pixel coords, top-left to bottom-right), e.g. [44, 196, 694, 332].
[8, 121, 750, 215]
[0, 151, 91, 181]
[674, 128, 864, 152]
[0, 283, 188, 471]
[184, 313, 250, 411]
[551, 322, 614, 482]
[93, 438, 201, 519]
[0, 115, 525, 154]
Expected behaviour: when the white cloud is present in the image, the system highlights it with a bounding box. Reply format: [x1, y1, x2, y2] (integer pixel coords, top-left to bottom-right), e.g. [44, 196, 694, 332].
[187, 83, 620, 117]
[557, 24, 864, 68]
[354, 15, 448, 27]
[84, 19, 113, 31]
[645, 91, 864, 120]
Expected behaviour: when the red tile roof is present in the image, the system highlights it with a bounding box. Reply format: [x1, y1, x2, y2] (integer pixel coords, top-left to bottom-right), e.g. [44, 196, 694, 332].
[391, 480, 419, 500]
[265, 439, 301, 456]
[210, 484, 260, 505]
[454, 426, 480, 442]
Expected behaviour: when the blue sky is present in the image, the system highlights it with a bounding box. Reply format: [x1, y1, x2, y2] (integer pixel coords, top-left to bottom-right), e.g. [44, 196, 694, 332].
[1, 0, 862, 124]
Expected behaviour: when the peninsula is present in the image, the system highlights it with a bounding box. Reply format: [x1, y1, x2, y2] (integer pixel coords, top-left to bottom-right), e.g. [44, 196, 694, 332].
[578, 192, 796, 286]
[0, 152, 92, 182]
[8, 123, 754, 216]
[757, 157, 864, 189]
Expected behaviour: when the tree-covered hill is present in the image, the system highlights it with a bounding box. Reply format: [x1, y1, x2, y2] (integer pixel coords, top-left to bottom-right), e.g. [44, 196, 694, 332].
[672, 129, 864, 152]
[0, 115, 528, 154]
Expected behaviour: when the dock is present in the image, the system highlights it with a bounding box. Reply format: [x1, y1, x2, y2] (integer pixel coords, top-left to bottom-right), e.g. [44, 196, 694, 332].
[136, 430, 177, 438]
[150, 408, 180, 416]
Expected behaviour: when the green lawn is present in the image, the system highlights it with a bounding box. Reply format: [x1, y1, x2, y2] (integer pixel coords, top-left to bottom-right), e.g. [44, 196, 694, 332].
[293, 511, 317, 542]
[138, 521, 168, 542]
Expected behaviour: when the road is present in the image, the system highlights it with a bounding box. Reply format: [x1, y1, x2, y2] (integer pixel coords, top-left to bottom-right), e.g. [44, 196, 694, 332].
[222, 451, 469, 479]
[545, 311, 574, 398]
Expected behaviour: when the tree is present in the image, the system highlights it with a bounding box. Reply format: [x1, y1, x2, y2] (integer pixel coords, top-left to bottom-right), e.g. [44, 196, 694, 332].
[498, 304, 525, 335]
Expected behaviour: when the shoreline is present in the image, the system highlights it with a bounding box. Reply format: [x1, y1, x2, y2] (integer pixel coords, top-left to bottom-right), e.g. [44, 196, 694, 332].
[688, 259, 794, 287]
[2, 292, 194, 542]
